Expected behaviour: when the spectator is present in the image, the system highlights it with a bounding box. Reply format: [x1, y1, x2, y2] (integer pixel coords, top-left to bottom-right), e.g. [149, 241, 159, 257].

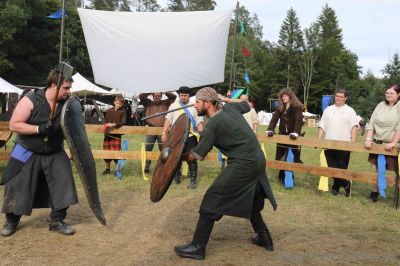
[162, 86, 203, 189]
[318, 88, 358, 197]
[102, 96, 127, 175]
[139, 92, 176, 173]
[364, 84, 400, 202]
[240, 94, 258, 133]
[266, 88, 303, 185]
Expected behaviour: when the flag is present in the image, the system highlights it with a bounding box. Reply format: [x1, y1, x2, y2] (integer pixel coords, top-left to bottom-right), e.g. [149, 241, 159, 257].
[322, 95, 333, 112]
[238, 15, 245, 34]
[47, 9, 67, 19]
[244, 69, 250, 84]
[231, 88, 244, 99]
[242, 46, 251, 58]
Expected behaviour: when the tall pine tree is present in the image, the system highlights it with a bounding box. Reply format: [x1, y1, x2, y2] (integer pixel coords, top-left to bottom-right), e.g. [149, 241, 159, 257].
[275, 7, 304, 92]
[383, 52, 400, 86]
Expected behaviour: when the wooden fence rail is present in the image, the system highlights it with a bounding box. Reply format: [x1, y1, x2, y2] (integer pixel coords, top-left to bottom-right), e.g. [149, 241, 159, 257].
[0, 123, 398, 187]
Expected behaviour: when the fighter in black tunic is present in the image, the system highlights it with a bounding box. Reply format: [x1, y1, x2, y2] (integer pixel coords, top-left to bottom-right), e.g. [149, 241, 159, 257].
[0, 70, 78, 237]
[174, 87, 277, 260]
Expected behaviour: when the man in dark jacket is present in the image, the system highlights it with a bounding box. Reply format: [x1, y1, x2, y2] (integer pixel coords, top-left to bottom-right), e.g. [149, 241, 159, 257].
[0, 69, 78, 237]
[174, 87, 277, 260]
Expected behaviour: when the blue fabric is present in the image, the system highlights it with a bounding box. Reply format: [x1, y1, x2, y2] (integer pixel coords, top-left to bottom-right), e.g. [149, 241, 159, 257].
[322, 95, 333, 112]
[11, 143, 33, 163]
[284, 148, 294, 189]
[273, 100, 279, 110]
[244, 70, 250, 84]
[231, 88, 244, 99]
[116, 140, 129, 179]
[218, 150, 223, 163]
[377, 154, 387, 198]
[47, 9, 68, 19]
[179, 100, 197, 132]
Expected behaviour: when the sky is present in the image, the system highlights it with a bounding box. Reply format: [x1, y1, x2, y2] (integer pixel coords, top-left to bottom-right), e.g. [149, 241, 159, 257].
[159, 0, 400, 77]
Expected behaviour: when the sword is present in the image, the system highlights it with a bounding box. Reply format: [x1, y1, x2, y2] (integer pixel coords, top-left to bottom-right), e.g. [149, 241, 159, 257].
[141, 104, 194, 121]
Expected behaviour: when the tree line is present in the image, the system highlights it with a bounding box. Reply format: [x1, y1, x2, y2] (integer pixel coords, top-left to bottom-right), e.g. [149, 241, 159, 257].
[0, 0, 399, 117]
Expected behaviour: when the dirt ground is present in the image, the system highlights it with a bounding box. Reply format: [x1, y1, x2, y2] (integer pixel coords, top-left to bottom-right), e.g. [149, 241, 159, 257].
[0, 174, 400, 266]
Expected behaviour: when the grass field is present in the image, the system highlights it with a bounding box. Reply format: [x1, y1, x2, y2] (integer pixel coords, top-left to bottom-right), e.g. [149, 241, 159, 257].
[0, 125, 399, 265]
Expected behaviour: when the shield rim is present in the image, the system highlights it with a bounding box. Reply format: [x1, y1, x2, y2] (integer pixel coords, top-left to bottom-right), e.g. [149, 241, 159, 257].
[150, 113, 190, 202]
[61, 96, 107, 225]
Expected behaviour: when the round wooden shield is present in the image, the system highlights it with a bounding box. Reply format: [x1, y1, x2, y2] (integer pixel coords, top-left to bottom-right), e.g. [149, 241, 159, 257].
[150, 114, 190, 202]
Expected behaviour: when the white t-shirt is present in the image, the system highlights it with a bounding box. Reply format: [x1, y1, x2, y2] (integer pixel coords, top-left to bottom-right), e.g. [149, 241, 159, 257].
[318, 104, 358, 141]
[165, 100, 203, 132]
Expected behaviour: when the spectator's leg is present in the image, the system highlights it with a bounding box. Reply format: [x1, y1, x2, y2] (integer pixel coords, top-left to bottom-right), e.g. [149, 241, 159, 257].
[145, 135, 156, 173]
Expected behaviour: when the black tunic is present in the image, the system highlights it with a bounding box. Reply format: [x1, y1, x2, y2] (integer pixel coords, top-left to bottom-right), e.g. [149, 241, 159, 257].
[1, 89, 78, 215]
[192, 102, 277, 219]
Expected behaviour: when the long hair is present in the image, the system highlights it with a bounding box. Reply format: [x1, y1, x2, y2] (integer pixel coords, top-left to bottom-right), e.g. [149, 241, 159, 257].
[277, 88, 303, 112]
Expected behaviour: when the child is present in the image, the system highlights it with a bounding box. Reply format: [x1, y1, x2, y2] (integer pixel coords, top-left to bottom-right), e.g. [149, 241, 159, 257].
[102, 96, 127, 175]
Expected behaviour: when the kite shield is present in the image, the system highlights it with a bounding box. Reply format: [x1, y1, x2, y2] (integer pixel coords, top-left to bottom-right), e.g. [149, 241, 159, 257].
[150, 114, 190, 202]
[61, 96, 107, 225]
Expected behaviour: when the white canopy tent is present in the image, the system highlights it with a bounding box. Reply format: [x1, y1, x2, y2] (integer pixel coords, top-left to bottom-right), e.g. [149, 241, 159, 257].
[0, 77, 22, 95]
[77, 9, 232, 96]
[71, 73, 119, 96]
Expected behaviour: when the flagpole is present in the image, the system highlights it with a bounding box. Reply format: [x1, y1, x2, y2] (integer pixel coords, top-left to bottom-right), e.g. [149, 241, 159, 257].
[229, 2, 239, 92]
[59, 0, 66, 63]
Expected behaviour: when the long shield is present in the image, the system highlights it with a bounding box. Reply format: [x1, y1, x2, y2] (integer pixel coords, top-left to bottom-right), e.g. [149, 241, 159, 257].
[61, 96, 107, 225]
[150, 114, 190, 202]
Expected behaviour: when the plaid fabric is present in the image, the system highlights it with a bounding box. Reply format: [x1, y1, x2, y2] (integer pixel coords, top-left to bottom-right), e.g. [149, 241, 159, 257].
[103, 134, 122, 150]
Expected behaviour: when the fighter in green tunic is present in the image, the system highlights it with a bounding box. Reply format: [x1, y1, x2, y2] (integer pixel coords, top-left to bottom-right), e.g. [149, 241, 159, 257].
[174, 87, 277, 260]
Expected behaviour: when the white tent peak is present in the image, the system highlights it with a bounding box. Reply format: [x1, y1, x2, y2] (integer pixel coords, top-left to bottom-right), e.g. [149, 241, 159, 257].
[0, 77, 22, 95]
[71, 73, 119, 95]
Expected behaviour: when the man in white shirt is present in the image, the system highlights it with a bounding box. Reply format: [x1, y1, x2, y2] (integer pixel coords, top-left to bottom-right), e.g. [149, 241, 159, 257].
[162, 86, 204, 189]
[240, 94, 258, 133]
[318, 88, 358, 197]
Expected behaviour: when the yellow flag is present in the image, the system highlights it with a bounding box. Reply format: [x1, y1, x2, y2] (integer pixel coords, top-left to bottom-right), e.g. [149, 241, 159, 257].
[318, 150, 329, 192]
[141, 143, 148, 181]
[260, 142, 267, 159]
[182, 163, 189, 176]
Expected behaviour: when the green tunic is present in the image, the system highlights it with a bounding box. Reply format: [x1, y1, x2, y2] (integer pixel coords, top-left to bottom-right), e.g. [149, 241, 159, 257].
[192, 102, 277, 219]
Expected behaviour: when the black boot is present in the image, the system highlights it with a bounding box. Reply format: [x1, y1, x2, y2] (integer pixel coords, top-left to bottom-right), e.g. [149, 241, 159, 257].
[144, 160, 151, 174]
[49, 221, 75, 235]
[368, 191, 379, 202]
[174, 168, 182, 184]
[251, 229, 273, 251]
[187, 161, 197, 189]
[1, 222, 18, 237]
[174, 242, 205, 260]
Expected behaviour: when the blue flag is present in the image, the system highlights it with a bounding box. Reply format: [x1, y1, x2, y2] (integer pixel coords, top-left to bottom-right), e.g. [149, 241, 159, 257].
[244, 70, 250, 84]
[116, 140, 129, 179]
[284, 148, 294, 189]
[377, 154, 387, 198]
[322, 95, 333, 112]
[47, 9, 67, 19]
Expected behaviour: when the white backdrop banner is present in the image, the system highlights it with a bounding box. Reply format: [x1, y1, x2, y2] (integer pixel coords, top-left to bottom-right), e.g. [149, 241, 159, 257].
[78, 8, 232, 96]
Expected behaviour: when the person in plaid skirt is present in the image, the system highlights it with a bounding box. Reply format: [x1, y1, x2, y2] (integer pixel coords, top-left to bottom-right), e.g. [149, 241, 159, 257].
[102, 96, 127, 175]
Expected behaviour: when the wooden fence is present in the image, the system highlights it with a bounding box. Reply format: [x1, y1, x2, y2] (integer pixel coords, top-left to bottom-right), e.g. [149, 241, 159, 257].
[0, 122, 399, 186]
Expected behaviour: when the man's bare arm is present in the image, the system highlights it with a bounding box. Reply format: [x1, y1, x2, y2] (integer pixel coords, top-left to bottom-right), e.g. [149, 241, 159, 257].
[9, 96, 37, 135]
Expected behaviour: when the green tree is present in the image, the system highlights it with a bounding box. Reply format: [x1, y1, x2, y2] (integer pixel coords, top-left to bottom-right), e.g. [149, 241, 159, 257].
[4, 0, 61, 85]
[132, 0, 160, 12]
[167, 0, 215, 11]
[297, 23, 320, 111]
[275, 7, 304, 90]
[307, 4, 360, 113]
[383, 52, 400, 86]
[0, 0, 29, 75]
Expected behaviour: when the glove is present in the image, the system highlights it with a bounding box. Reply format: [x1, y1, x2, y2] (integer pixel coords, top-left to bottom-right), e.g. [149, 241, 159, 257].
[38, 121, 54, 135]
[266, 130, 274, 137]
[289, 132, 299, 140]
